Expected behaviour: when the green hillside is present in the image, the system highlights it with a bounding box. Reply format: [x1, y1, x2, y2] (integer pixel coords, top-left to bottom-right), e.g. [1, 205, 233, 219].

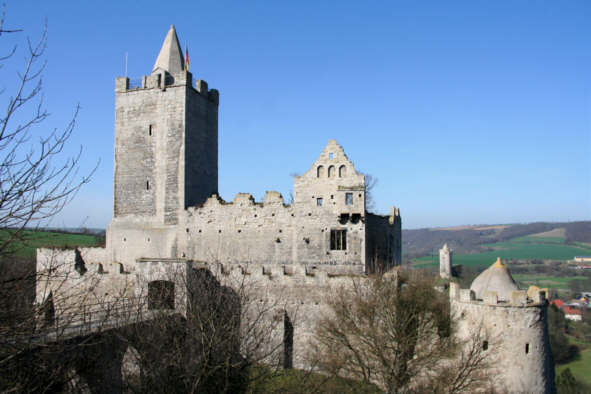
[412, 234, 591, 269]
[0, 229, 104, 258]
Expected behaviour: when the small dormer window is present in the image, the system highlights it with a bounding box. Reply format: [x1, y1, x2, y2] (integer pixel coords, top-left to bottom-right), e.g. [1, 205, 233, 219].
[345, 193, 353, 205]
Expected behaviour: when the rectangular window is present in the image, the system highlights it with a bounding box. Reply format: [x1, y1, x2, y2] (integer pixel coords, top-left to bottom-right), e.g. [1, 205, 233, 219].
[317, 198, 323, 206]
[149, 124, 153, 136]
[330, 229, 347, 250]
[345, 192, 353, 205]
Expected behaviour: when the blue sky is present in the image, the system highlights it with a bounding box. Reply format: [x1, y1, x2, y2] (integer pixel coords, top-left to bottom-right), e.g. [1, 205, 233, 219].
[3, 1, 590, 229]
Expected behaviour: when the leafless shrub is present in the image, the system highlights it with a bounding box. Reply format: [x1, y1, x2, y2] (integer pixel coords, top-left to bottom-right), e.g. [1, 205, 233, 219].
[310, 270, 490, 393]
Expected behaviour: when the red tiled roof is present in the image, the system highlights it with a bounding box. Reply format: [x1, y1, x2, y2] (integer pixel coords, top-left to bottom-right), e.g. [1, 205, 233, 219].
[564, 307, 583, 316]
[551, 299, 565, 309]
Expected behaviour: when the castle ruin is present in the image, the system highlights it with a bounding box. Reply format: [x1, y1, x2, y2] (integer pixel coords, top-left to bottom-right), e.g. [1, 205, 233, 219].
[35, 26, 554, 393]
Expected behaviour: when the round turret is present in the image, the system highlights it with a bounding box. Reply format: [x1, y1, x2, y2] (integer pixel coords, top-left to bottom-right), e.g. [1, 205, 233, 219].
[470, 257, 518, 301]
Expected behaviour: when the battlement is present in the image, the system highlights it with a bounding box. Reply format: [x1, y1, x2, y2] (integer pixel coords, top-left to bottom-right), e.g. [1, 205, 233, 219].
[36, 247, 127, 275]
[189, 192, 294, 211]
[388, 206, 401, 225]
[192, 261, 363, 285]
[115, 72, 219, 104]
[449, 282, 546, 307]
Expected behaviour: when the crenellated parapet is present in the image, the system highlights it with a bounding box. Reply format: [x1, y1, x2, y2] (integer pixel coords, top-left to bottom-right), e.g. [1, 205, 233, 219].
[188, 192, 291, 213]
[450, 282, 547, 307]
[115, 72, 219, 104]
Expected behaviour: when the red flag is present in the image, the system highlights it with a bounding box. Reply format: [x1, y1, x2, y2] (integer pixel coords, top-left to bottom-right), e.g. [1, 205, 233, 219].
[185, 45, 189, 72]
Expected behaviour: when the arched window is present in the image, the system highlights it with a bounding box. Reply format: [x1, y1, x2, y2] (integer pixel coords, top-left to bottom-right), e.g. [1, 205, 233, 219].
[148, 280, 175, 310]
[339, 165, 346, 177]
[317, 165, 324, 178]
[328, 165, 335, 178]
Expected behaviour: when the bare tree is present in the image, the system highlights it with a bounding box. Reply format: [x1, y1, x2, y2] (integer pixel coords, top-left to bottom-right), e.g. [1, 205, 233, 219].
[363, 173, 377, 212]
[310, 270, 490, 393]
[0, 9, 97, 392]
[0, 9, 95, 258]
[112, 263, 294, 393]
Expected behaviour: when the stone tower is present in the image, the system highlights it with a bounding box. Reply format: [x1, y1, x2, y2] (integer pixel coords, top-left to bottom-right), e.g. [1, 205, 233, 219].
[450, 258, 554, 392]
[108, 26, 219, 264]
[439, 243, 452, 279]
[112, 25, 219, 226]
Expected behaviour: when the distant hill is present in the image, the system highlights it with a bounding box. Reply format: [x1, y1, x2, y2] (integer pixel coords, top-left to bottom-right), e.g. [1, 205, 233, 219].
[402, 221, 591, 259]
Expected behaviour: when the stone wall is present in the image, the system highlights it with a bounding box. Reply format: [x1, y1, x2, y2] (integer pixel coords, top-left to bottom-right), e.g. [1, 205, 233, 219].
[365, 211, 400, 272]
[36, 248, 136, 319]
[35, 249, 363, 370]
[178, 191, 366, 273]
[184, 79, 218, 209]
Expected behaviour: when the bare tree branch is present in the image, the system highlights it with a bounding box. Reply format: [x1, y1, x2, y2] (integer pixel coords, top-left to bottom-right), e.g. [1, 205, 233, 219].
[310, 271, 490, 393]
[0, 14, 97, 258]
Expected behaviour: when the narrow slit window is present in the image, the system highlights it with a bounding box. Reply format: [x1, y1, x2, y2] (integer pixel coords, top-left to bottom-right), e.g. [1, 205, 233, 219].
[283, 312, 294, 369]
[146, 180, 150, 190]
[525, 343, 529, 354]
[148, 124, 153, 136]
[483, 341, 488, 351]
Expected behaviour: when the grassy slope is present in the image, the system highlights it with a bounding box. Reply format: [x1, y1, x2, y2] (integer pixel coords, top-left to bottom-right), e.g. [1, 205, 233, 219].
[0, 229, 104, 258]
[556, 338, 591, 386]
[248, 366, 381, 393]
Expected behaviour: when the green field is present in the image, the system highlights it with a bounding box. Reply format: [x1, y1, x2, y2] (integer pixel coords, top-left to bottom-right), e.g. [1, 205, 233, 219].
[557, 339, 591, 386]
[0, 229, 104, 258]
[413, 235, 591, 269]
[513, 274, 587, 291]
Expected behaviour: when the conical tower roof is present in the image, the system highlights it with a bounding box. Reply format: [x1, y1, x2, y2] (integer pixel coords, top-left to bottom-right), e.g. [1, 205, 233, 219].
[470, 258, 519, 301]
[153, 25, 185, 74]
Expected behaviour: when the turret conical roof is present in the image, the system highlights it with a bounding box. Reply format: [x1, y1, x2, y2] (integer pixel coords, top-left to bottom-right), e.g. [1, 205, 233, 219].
[153, 25, 185, 74]
[470, 258, 519, 301]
